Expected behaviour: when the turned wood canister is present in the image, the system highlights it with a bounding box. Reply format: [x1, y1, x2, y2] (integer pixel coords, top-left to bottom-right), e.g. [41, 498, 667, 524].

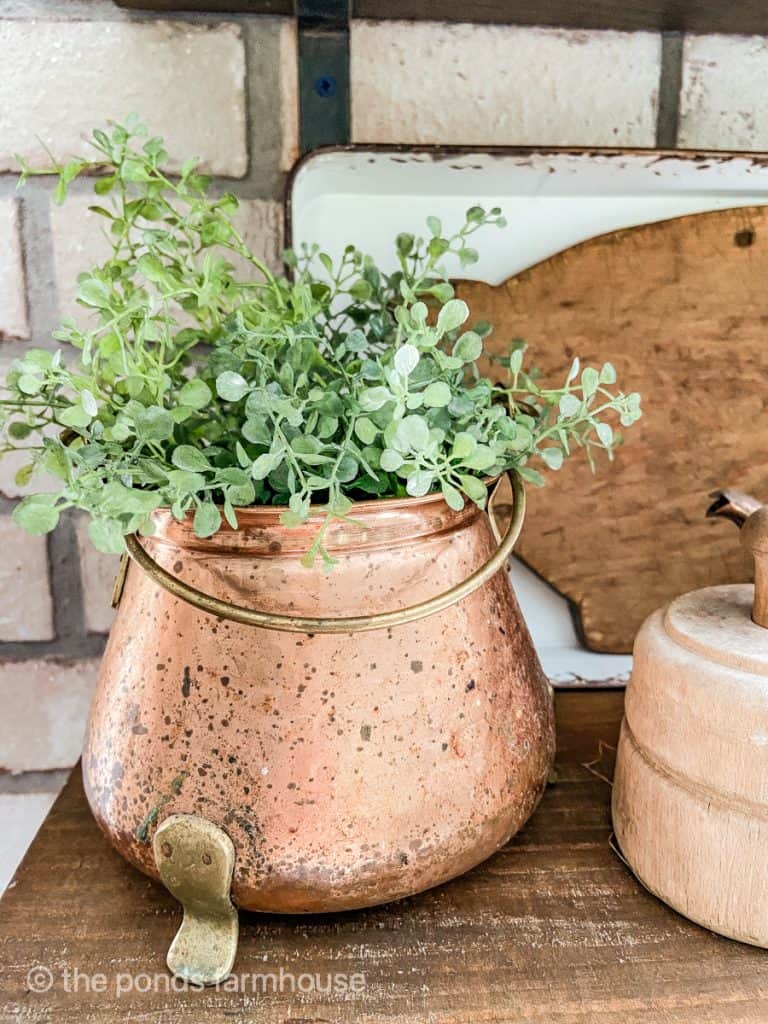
[612, 493, 768, 946]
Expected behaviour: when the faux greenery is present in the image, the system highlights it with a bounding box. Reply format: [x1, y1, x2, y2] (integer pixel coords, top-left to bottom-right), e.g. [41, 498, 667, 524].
[3, 118, 641, 566]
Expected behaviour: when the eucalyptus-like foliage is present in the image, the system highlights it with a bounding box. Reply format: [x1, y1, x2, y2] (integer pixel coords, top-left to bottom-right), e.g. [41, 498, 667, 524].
[4, 118, 641, 565]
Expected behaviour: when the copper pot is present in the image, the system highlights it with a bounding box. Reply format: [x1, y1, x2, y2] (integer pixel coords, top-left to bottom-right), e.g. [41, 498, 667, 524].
[83, 474, 554, 914]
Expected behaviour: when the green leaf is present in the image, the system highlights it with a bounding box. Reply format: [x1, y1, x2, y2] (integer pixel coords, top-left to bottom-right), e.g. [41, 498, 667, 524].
[193, 502, 221, 539]
[452, 331, 483, 362]
[458, 474, 487, 505]
[166, 470, 205, 494]
[581, 367, 599, 398]
[354, 417, 378, 445]
[559, 393, 582, 417]
[178, 378, 212, 410]
[540, 447, 564, 470]
[81, 389, 98, 417]
[426, 215, 442, 237]
[251, 452, 280, 480]
[58, 405, 93, 429]
[13, 497, 60, 535]
[93, 175, 116, 196]
[596, 422, 614, 447]
[437, 299, 469, 335]
[216, 371, 249, 403]
[463, 445, 497, 471]
[441, 482, 464, 511]
[359, 387, 391, 412]
[88, 519, 126, 554]
[349, 279, 373, 301]
[242, 417, 270, 445]
[135, 406, 174, 442]
[226, 480, 256, 506]
[396, 233, 414, 256]
[394, 344, 419, 378]
[451, 432, 477, 460]
[392, 415, 430, 453]
[336, 454, 358, 483]
[380, 449, 403, 472]
[427, 282, 454, 304]
[219, 467, 251, 486]
[172, 445, 210, 472]
[8, 421, 32, 440]
[422, 381, 451, 408]
[428, 237, 449, 260]
[518, 466, 546, 487]
[17, 374, 42, 396]
[77, 278, 111, 310]
[137, 254, 169, 284]
[406, 470, 434, 497]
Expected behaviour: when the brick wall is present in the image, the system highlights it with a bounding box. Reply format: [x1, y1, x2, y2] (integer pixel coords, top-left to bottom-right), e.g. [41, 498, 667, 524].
[0, 3, 765, 782]
[0, 2, 296, 780]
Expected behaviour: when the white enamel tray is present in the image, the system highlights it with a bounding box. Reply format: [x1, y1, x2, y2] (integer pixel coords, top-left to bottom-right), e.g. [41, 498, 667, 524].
[288, 147, 768, 685]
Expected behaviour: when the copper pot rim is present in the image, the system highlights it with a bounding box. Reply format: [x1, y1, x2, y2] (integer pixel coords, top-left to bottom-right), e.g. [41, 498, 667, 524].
[148, 477, 501, 553]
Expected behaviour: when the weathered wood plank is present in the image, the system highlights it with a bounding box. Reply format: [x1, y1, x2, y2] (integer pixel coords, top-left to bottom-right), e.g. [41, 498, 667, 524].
[351, 0, 768, 33]
[2, 690, 767, 1023]
[113, 0, 768, 35]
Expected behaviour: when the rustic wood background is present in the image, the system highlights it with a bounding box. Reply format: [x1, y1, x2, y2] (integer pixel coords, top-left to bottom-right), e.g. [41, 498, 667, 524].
[457, 205, 768, 652]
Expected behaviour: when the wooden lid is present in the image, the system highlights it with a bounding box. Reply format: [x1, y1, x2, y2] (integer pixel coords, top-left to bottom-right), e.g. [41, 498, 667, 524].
[664, 584, 768, 676]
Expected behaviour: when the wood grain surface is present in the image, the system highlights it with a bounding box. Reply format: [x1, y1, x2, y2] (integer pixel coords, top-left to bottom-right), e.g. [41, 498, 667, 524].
[350, 0, 768, 34]
[3, 691, 768, 1023]
[457, 205, 768, 652]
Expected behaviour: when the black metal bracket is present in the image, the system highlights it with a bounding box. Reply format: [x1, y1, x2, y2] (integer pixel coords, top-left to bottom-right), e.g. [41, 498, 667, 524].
[297, 0, 350, 153]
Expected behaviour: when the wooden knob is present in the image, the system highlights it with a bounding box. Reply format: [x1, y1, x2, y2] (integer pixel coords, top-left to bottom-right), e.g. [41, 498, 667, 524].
[740, 506, 768, 629]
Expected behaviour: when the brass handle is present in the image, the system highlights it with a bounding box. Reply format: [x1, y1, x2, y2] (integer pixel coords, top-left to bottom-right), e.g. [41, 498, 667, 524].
[124, 471, 525, 635]
[707, 487, 768, 630]
[740, 507, 768, 630]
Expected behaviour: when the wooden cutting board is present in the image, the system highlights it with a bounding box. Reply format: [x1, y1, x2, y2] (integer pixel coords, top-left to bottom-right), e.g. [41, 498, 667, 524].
[457, 205, 768, 653]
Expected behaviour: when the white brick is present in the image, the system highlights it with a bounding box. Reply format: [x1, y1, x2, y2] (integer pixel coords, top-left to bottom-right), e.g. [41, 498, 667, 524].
[0, 19, 246, 176]
[76, 517, 117, 635]
[351, 22, 661, 147]
[50, 195, 284, 323]
[0, 658, 99, 772]
[0, 516, 53, 642]
[0, 199, 29, 341]
[680, 35, 768, 150]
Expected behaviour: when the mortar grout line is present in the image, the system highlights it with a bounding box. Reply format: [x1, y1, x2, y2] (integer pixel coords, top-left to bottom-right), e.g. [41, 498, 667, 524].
[47, 509, 90, 648]
[0, 636, 106, 662]
[656, 31, 684, 149]
[17, 176, 60, 348]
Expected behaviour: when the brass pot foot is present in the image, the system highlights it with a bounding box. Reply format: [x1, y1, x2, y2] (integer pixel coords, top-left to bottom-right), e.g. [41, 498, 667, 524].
[152, 813, 239, 986]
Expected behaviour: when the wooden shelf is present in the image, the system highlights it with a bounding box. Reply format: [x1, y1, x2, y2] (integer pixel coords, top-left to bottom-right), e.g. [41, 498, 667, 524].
[351, 1, 768, 34]
[3, 690, 768, 1023]
[114, 0, 768, 36]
